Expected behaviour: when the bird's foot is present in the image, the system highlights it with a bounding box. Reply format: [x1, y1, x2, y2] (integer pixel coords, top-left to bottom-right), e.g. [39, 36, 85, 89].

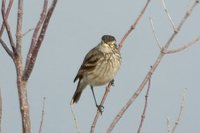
[110, 79, 115, 86]
[96, 104, 104, 114]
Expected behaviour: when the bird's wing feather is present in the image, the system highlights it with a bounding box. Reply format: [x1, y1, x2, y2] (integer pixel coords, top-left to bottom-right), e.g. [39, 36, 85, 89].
[73, 47, 103, 82]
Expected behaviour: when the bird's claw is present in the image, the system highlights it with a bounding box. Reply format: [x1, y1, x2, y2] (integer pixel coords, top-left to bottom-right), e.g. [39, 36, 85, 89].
[110, 79, 115, 86]
[96, 104, 104, 114]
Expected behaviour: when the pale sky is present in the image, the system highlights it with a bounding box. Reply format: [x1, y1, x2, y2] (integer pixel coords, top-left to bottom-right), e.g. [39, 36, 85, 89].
[0, 0, 200, 133]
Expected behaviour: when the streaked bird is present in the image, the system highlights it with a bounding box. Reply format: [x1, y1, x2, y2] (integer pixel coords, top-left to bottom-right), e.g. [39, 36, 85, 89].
[71, 35, 121, 113]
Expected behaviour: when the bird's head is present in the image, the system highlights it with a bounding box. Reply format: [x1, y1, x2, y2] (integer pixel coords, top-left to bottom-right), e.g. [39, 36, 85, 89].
[98, 35, 117, 53]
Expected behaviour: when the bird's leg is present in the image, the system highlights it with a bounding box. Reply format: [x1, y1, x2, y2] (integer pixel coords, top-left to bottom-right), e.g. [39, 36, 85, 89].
[110, 79, 115, 86]
[90, 86, 104, 114]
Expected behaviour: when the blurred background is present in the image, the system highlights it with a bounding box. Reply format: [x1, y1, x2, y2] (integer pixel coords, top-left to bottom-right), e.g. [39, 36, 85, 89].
[0, 0, 200, 132]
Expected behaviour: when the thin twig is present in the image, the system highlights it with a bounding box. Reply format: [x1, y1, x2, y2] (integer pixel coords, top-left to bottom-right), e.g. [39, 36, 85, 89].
[166, 34, 200, 54]
[90, 83, 112, 133]
[1, 0, 16, 53]
[161, 0, 176, 31]
[70, 104, 81, 133]
[39, 97, 46, 133]
[137, 72, 151, 133]
[90, 1, 152, 132]
[23, 28, 35, 37]
[118, 0, 151, 50]
[0, 88, 2, 133]
[0, 38, 13, 58]
[23, 0, 57, 81]
[106, 1, 199, 132]
[171, 89, 186, 133]
[149, 17, 162, 49]
[0, 0, 13, 37]
[0, 0, 14, 58]
[167, 117, 171, 133]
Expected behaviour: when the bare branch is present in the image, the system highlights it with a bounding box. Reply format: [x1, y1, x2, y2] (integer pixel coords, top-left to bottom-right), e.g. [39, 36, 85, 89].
[149, 17, 162, 49]
[161, 0, 176, 31]
[39, 97, 46, 133]
[171, 89, 186, 133]
[0, 0, 13, 37]
[70, 104, 81, 133]
[23, 0, 57, 81]
[1, 0, 16, 53]
[167, 118, 171, 133]
[90, 83, 112, 133]
[15, 0, 23, 54]
[0, 88, 2, 133]
[107, 1, 198, 132]
[0, 38, 13, 58]
[90, 1, 152, 132]
[30, 0, 48, 48]
[118, 0, 151, 50]
[23, 28, 35, 37]
[137, 73, 151, 133]
[165, 34, 200, 54]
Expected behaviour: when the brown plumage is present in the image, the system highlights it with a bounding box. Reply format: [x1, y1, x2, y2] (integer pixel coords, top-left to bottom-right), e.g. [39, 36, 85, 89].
[71, 35, 121, 109]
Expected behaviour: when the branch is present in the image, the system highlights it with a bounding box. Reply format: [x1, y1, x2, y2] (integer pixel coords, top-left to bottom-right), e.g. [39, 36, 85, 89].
[161, 0, 176, 31]
[137, 73, 151, 133]
[0, 0, 13, 37]
[171, 89, 186, 133]
[23, 0, 57, 81]
[165, 34, 200, 54]
[91, 1, 151, 132]
[90, 83, 112, 133]
[15, 0, 23, 53]
[0, 88, 2, 133]
[0, 38, 13, 58]
[167, 118, 171, 133]
[23, 28, 35, 37]
[39, 97, 46, 133]
[106, 1, 199, 132]
[118, 0, 151, 50]
[70, 104, 81, 133]
[1, 0, 16, 53]
[0, 0, 14, 58]
[149, 17, 162, 50]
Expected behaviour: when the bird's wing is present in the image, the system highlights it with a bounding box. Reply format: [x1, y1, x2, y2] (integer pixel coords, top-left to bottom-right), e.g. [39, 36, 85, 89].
[73, 47, 103, 82]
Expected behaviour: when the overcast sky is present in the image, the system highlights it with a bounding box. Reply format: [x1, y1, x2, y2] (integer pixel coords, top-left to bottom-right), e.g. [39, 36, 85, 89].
[0, 0, 200, 133]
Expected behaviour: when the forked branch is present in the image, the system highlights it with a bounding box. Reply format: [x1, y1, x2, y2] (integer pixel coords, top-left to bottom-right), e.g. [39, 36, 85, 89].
[23, 0, 57, 81]
[90, 1, 152, 133]
[1, 0, 16, 53]
[106, 1, 199, 132]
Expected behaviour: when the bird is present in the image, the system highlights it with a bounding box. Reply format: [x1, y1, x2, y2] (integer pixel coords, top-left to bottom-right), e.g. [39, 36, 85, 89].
[71, 35, 121, 113]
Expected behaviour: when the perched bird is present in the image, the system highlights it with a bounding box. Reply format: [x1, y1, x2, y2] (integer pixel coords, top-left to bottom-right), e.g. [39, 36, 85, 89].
[71, 35, 121, 113]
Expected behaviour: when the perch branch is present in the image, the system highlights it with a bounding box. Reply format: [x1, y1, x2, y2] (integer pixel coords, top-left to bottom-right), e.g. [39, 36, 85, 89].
[90, 1, 152, 132]
[106, 1, 199, 132]
[118, 0, 151, 50]
[90, 83, 112, 133]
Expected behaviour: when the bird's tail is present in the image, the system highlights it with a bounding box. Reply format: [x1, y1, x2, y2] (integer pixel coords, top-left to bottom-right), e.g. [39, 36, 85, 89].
[71, 80, 87, 104]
